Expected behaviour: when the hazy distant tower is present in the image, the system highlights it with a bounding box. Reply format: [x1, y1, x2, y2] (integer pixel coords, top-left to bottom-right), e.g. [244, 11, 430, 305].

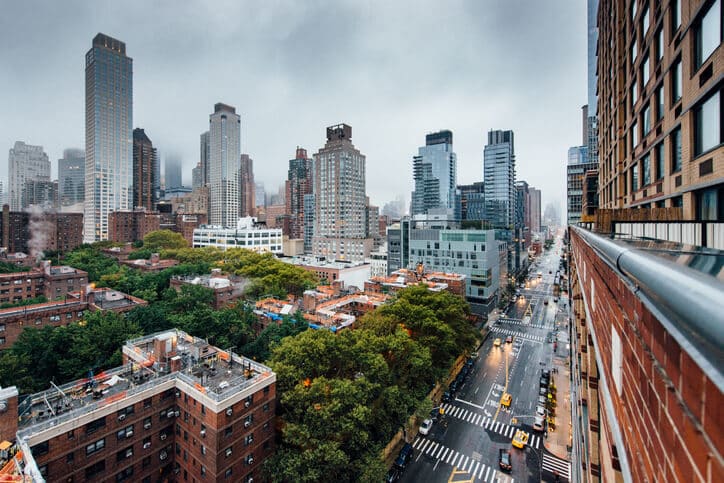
[58, 148, 85, 210]
[312, 124, 372, 262]
[84, 33, 133, 241]
[8, 141, 50, 210]
[208, 103, 241, 227]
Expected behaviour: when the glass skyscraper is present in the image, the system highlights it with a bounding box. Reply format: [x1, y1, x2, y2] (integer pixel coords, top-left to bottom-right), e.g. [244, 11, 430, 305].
[208, 103, 241, 227]
[84, 33, 133, 242]
[483, 130, 516, 228]
[58, 148, 85, 209]
[411, 130, 457, 216]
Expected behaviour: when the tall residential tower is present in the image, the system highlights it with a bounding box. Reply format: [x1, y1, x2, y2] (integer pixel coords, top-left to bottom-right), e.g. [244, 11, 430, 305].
[312, 124, 372, 262]
[8, 141, 50, 211]
[58, 148, 85, 210]
[483, 130, 516, 227]
[132, 128, 158, 211]
[208, 103, 241, 227]
[84, 33, 133, 241]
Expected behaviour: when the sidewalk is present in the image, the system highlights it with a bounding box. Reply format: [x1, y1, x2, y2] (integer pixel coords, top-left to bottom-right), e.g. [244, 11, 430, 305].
[544, 296, 572, 461]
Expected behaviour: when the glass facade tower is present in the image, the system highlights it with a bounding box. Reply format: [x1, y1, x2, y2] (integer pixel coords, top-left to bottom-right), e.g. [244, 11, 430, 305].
[84, 33, 133, 242]
[411, 130, 457, 216]
[483, 130, 516, 228]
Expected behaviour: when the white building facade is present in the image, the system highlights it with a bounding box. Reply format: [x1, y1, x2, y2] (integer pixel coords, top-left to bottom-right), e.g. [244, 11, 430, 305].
[193, 217, 282, 253]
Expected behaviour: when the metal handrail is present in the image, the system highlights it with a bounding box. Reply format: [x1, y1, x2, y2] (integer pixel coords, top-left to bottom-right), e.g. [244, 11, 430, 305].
[572, 226, 724, 392]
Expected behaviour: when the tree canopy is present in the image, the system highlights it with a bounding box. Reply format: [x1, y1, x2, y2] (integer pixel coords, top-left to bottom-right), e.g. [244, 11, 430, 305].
[143, 229, 188, 251]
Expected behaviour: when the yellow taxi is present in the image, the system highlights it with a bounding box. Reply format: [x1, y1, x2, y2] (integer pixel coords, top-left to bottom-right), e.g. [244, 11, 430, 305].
[512, 429, 529, 449]
[494, 338, 502, 347]
[501, 393, 512, 407]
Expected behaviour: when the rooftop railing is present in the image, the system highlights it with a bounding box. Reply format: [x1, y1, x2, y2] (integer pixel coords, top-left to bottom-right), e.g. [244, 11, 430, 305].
[571, 226, 724, 393]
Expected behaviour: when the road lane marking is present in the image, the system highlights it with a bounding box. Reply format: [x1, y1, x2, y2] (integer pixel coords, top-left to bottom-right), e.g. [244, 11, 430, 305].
[420, 439, 431, 454]
[454, 398, 487, 411]
[488, 469, 497, 482]
[439, 447, 450, 462]
[426, 442, 438, 455]
[484, 466, 490, 480]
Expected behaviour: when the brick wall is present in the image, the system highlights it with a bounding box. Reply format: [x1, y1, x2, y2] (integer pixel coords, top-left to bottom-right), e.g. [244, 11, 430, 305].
[569, 229, 722, 482]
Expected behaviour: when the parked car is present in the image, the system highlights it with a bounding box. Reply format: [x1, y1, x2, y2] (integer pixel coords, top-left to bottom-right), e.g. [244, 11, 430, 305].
[442, 391, 452, 403]
[533, 416, 545, 432]
[494, 338, 502, 347]
[394, 443, 414, 470]
[540, 376, 549, 388]
[544, 299, 549, 305]
[498, 448, 512, 471]
[419, 419, 433, 436]
[501, 393, 512, 407]
[385, 467, 402, 482]
[505, 335, 513, 344]
[536, 405, 546, 417]
[448, 380, 459, 394]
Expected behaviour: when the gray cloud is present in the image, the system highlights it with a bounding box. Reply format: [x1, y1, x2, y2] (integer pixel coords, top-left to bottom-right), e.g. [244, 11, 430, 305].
[0, 0, 586, 214]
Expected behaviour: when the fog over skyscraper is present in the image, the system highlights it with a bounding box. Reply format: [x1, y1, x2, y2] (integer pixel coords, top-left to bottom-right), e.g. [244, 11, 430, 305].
[84, 33, 132, 242]
[208, 103, 241, 227]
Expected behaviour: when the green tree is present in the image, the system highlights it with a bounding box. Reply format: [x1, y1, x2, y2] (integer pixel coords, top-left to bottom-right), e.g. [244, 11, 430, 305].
[143, 229, 188, 251]
[63, 247, 119, 282]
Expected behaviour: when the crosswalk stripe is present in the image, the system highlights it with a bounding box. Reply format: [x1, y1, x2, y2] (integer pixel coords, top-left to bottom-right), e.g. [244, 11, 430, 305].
[471, 461, 480, 477]
[426, 442, 437, 455]
[433, 444, 444, 458]
[413, 437, 422, 449]
[531, 435, 538, 448]
[488, 469, 497, 482]
[420, 439, 431, 453]
[439, 447, 449, 461]
[466, 458, 474, 472]
[473, 414, 481, 425]
[450, 452, 460, 467]
[467, 412, 475, 423]
[506, 425, 515, 438]
[494, 421, 501, 432]
[477, 463, 485, 479]
[484, 466, 490, 481]
[460, 456, 468, 470]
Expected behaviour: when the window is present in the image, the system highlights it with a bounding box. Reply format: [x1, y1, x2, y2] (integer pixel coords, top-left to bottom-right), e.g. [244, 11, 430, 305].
[642, 4, 650, 33]
[642, 55, 650, 86]
[657, 84, 665, 120]
[116, 467, 134, 482]
[631, 39, 638, 64]
[632, 121, 639, 148]
[225, 427, 233, 437]
[671, 127, 682, 172]
[695, 0, 721, 68]
[656, 143, 665, 180]
[631, 165, 639, 192]
[694, 90, 721, 156]
[86, 417, 106, 435]
[85, 461, 105, 478]
[696, 186, 723, 220]
[32, 441, 49, 456]
[672, 61, 682, 103]
[673, 0, 681, 30]
[116, 446, 133, 462]
[643, 104, 651, 135]
[225, 468, 233, 479]
[631, 1, 637, 23]
[117, 425, 134, 440]
[631, 80, 638, 108]
[85, 438, 105, 456]
[0, 324, 4, 332]
[66, 452, 74, 463]
[657, 28, 664, 60]
[142, 456, 151, 468]
[244, 434, 254, 446]
[642, 154, 651, 186]
[144, 398, 152, 408]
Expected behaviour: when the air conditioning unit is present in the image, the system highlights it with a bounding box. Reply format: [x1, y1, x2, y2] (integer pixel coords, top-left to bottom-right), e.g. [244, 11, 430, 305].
[226, 408, 233, 416]
[200, 429, 206, 437]
[245, 400, 250, 408]
[246, 456, 254, 465]
[118, 414, 126, 421]
[126, 430, 134, 438]
[176, 391, 181, 397]
[143, 442, 151, 449]
[173, 468, 180, 474]
[175, 410, 180, 417]
[160, 451, 168, 460]
[244, 420, 251, 428]
[225, 448, 232, 457]
[160, 433, 168, 440]
[167, 412, 175, 418]
[247, 478, 253, 483]
[125, 449, 133, 458]
[144, 423, 151, 430]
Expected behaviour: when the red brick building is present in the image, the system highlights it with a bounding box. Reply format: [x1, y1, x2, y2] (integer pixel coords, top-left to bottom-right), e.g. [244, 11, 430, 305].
[170, 270, 247, 310]
[568, 227, 722, 482]
[3, 329, 275, 483]
[108, 209, 161, 243]
[0, 263, 88, 305]
[1, 206, 83, 254]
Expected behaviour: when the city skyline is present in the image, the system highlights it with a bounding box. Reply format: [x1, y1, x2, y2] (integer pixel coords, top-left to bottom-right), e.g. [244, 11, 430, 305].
[0, 0, 586, 215]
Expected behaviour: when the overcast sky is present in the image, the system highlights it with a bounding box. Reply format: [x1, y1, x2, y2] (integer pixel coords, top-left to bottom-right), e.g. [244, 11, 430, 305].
[1, 0, 586, 215]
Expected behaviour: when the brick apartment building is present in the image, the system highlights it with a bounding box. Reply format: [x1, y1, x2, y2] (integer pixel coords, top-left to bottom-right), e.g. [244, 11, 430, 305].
[0, 263, 88, 305]
[596, 0, 722, 218]
[1, 329, 275, 482]
[1, 205, 84, 254]
[364, 268, 466, 297]
[0, 286, 146, 350]
[108, 209, 161, 243]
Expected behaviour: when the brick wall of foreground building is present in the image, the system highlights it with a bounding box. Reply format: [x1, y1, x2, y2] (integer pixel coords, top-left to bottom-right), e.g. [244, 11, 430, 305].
[568, 228, 722, 482]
